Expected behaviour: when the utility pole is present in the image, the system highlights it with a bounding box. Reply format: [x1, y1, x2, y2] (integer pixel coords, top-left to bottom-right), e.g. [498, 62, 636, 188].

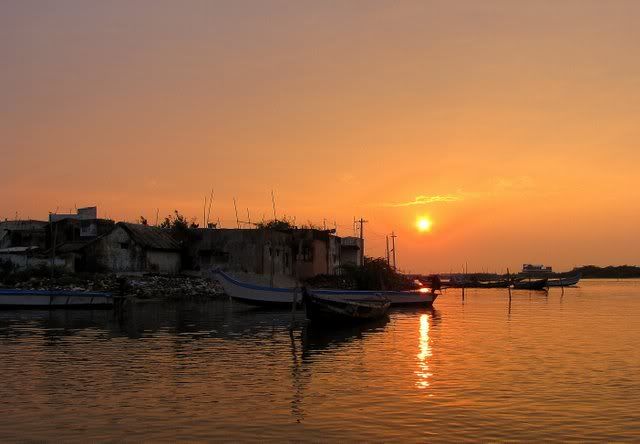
[386, 235, 390, 265]
[357, 218, 367, 266]
[390, 231, 397, 271]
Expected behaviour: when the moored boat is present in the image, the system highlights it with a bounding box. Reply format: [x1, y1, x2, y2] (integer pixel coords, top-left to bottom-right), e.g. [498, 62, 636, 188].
[213, 270, 300, 306]
[312, 288, 438, 306]
[0, 289, 113, 308]
[512, 278, 548, 290]
[547, 274, 581, 287]
[213, 269, 438, 307]
[303, 290, 390, 323]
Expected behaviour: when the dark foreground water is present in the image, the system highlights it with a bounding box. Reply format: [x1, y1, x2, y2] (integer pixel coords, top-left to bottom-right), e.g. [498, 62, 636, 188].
[1, 280, 639, 442]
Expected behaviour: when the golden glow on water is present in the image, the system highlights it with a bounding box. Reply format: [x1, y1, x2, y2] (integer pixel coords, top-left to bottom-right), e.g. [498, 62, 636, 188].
[415, 313, 432, 389]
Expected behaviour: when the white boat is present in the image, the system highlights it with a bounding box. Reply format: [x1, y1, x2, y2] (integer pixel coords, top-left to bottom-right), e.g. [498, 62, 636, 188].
[547, 274, 581, 287]
[0, 289, 113, 308]
[213, 270, 299, 306]
[213, 270, 438, 307]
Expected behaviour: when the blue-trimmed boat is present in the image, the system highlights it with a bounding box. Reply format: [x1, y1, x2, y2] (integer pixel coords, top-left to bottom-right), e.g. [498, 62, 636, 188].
[213, 270, 438, 307]
[0, 289, 113, 308]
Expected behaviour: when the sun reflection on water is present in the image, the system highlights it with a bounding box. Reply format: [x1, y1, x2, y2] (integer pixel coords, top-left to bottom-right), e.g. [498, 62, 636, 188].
[416, 313, 432, 389]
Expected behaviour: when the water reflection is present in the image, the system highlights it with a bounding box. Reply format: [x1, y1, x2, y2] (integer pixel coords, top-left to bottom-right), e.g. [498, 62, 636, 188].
[415, 313, 432, 389]
[301, 316, 390, 358]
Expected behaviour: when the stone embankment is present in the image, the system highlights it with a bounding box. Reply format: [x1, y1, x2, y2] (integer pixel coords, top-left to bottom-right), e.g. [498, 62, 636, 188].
[7, 273, 224, 300]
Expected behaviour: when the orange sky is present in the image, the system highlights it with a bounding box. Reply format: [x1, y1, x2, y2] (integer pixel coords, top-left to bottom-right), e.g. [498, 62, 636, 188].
[2, 1, 639, 273]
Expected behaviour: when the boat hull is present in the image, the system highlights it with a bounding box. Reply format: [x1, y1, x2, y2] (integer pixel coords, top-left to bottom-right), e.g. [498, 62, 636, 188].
[547, 275, 581, 287]
[512, 278, 548, 290]
[213, 270, 300, 307]
[0, 290, 113, 308]
[312, 289, 438, 306]
[304, 292, 390, 323]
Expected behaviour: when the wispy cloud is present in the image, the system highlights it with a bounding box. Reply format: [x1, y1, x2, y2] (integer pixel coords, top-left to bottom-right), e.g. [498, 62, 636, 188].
[385, 194, 460, 207]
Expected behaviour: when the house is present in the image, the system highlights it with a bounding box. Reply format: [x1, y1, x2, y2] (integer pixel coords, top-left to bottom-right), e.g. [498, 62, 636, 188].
[82, 223, 182, 274]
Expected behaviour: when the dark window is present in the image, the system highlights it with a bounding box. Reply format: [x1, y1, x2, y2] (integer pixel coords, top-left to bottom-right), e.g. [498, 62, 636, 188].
[120, 242, 129, 250]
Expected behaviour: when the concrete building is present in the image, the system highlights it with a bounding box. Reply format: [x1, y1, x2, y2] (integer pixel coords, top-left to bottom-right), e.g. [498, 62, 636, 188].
[0, 220, 48, 250]
[185, 227, 353, 282]
[82, 223, 181, 274]
[340, 236, 364, 267]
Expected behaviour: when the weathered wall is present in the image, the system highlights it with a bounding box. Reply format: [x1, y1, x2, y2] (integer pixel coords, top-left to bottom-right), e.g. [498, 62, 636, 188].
[83, 226, 180, 274]
[146, 250, 181, 274]
[187, 229, 292, 278]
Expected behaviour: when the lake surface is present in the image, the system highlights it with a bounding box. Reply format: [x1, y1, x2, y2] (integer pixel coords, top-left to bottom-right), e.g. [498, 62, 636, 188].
[1, 280, 639, 442]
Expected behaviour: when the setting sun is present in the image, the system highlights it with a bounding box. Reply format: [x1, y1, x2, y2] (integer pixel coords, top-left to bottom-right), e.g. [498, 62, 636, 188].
[416, 217, 432, 233]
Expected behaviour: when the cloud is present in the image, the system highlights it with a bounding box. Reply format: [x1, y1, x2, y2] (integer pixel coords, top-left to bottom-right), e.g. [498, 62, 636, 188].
[386, 194, 460, 207]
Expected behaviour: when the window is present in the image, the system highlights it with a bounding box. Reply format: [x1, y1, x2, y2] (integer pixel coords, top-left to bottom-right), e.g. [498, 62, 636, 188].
[120, 242, 129, 250]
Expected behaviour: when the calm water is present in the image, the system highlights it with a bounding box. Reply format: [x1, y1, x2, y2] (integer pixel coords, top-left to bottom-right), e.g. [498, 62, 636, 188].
[1, 280, 639, 442]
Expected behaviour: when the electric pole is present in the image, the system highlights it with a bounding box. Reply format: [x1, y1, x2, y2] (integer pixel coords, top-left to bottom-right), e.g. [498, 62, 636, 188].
[357, 217, 367, 266]
[390, 231, 397, 271]
[386, 235, 390, 265]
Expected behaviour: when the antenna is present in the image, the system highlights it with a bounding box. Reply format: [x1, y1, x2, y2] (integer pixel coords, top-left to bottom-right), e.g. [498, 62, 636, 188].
[206, 189, 214, 227]
[233, 198, 240, 228]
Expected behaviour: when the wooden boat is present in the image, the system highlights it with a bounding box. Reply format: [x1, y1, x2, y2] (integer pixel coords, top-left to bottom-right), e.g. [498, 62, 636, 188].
[547, 274, 581, 287]
[213, 270, 438, 307]
[0, 289, 113, 308]
[213, 270, 300, 307]
[303, 290, 390, 323]
[512, 278, 548, 290]
[311, 288, 438, 306]
[473, 280, 511, 288]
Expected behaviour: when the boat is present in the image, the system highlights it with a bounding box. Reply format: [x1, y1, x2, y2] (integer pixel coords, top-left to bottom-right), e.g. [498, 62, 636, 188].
[512, 278, 548, 290]
[303, 290, 390, 323]
[547, 274, 581, 287]
[213, 269, 438, 307]
[0, 289, 113, 308]
[213, 270, 300, 307]
[478, 280, 511, 288]
[312, 288, 438, 306]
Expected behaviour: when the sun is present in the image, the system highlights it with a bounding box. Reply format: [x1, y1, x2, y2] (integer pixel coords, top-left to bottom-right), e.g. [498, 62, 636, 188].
[416, 217, 432, 232]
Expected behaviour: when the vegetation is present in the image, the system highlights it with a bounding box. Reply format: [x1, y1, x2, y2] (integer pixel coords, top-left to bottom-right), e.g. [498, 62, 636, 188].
[572, 265, 640, 279]
[255, 217, 296, 231]
[159, 210, 199, 230]
[306, 256, 419, 291]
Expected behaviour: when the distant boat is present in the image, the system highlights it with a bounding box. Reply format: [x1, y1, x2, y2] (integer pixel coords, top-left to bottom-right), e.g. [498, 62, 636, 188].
[213, 270, 438, 307]
[0, 289, 113, 308]
[512, 278, 548, 290]
[303, 291, 390, 323]
[473, 280, 511, 288]
[547, 274, 581, 287]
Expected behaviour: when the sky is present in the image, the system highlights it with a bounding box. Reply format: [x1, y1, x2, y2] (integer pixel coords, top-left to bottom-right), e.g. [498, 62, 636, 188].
[1, 1, 639, 273]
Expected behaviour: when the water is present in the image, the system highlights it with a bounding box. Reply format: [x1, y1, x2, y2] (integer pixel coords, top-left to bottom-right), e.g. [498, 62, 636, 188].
[1, 280, 639, 442]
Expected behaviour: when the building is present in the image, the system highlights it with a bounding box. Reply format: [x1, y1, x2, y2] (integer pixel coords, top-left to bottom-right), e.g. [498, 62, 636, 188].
[340, 236, 364, 267]
[0, 220, 48, 250]
[185, 227, 355, 282]
[81, 223, 182, 274]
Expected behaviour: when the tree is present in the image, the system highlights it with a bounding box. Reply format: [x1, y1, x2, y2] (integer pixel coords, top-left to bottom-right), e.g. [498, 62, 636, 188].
[139, 216, 148, 226]
[159, 210, 199, 230]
